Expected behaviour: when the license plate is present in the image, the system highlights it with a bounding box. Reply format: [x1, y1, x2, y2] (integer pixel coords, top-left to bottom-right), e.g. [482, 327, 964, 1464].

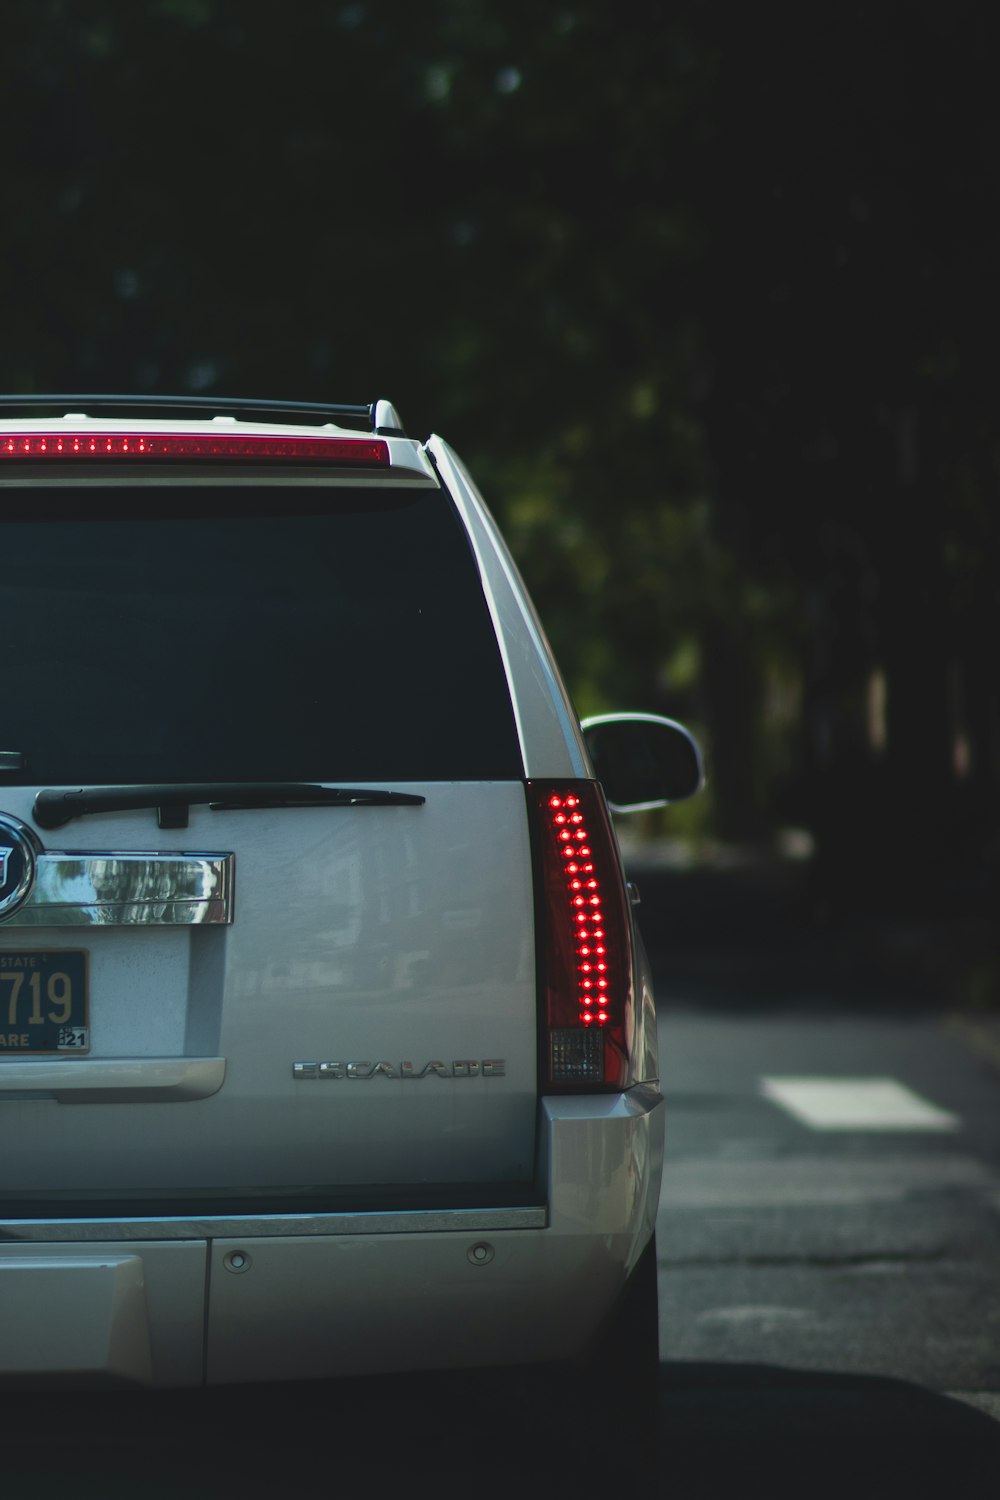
[0, 950, 90, 1054]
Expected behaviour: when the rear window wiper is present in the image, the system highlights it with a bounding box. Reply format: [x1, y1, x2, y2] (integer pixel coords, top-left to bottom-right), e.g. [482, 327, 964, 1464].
[33, 783, 425, 831]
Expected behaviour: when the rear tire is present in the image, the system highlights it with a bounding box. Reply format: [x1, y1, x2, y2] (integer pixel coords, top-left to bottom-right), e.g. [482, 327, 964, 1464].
[588, 1231, 659, 1376]
[572, 1234, 661, 1472]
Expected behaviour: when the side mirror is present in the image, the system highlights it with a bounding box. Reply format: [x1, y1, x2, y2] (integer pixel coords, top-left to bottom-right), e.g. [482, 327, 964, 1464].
[580, 713, 704, 813]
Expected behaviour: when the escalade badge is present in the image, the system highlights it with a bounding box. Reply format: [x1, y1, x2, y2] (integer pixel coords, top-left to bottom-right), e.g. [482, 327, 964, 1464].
[0, 814, 40, 922]
[293, 1059, 505, 1080]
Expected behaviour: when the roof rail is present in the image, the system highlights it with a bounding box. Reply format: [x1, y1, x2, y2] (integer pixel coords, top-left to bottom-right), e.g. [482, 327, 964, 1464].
[0, 395, 405, 434]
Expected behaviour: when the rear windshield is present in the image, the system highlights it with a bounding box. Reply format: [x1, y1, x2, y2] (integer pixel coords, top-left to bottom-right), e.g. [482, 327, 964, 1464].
[0, 484, 522, 783]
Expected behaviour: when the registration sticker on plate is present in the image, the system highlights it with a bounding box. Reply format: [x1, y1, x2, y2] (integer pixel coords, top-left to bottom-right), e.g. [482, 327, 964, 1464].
[0, 950, 90, 1054]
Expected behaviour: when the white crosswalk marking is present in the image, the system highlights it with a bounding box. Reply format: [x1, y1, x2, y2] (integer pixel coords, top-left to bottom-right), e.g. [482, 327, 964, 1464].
[658, 1152, 991, 1208]
[760, 1076, 961, 1131]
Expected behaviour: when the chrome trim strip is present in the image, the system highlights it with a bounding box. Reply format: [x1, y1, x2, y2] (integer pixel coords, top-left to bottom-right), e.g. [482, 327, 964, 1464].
[0, 1056, 226, 1102]
[1, 852, 234, 926]
[0, 1206, 547, 1243]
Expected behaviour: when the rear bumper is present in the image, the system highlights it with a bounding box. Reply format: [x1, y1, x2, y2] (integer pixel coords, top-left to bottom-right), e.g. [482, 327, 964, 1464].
[0, 1086, 664, 1387]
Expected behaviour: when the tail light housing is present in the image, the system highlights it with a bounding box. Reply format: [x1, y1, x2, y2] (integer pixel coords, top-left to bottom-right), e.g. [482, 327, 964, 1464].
[528, 780, 635, 1092]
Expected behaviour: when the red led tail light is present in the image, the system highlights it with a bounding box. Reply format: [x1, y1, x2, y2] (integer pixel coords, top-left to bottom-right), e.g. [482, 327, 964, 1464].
[0, 433, 390, 466]
[529, 780, 634, 1091]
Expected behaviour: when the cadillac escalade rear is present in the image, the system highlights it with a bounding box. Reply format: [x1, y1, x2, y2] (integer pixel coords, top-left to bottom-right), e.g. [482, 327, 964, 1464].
[0, 398, 668, 1387]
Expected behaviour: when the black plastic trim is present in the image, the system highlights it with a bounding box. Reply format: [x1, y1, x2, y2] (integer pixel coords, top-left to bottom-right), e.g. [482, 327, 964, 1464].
[33, 782, 425, 831]
[0, 394, 378, 430]
[0, 1181, 544, 1222]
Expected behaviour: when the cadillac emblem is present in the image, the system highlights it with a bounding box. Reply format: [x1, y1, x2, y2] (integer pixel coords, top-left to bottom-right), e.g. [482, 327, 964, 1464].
[0, 813, 40, 922]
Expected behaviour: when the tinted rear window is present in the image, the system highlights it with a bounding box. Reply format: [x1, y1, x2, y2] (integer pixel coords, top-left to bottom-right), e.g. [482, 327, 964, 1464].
[0, 484, 522, 783]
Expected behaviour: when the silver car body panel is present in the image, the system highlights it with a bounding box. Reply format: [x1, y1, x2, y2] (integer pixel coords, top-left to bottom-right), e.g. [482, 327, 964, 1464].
[0, 1089, 663, 1386]
[0, 783, 538, 1191]
[427, 437, 592, 781]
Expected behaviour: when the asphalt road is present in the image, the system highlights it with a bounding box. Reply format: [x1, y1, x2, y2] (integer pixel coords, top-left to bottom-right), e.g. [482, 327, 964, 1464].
[656, 1005, 1000, 1392]
[5, 850, 999, 1499]
[639, 850, 1000, 1498]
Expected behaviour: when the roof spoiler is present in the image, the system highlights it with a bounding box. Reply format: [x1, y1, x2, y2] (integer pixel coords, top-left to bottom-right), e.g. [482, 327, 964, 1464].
[0, 394, 406, 436]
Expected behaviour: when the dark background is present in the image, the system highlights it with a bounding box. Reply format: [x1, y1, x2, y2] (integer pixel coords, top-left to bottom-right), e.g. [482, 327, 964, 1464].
[2, 0, 997, 999]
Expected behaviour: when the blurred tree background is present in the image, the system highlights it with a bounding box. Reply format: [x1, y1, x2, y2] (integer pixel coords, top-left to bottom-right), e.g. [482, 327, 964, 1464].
[1, 0, 997, 951]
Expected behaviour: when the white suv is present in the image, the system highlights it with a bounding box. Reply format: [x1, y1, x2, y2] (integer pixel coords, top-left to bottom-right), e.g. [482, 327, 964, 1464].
[0, 396, 701, 1389]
